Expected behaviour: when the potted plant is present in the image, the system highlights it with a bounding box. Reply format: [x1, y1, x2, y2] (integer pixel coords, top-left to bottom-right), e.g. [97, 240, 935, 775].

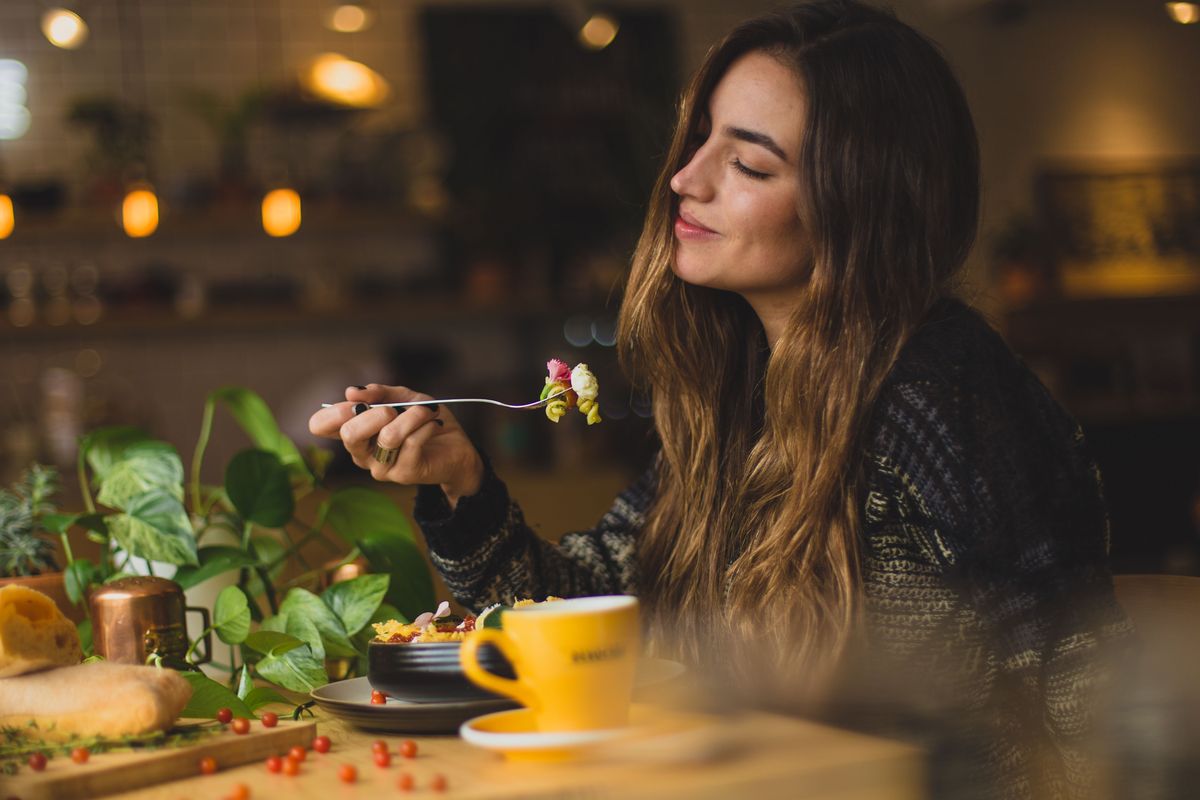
[0, 464, 84, 622]
[47, 386, 436, 717]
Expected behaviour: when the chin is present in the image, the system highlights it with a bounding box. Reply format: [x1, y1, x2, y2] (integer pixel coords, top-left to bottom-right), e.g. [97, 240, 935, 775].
[670, 253, 723, 290]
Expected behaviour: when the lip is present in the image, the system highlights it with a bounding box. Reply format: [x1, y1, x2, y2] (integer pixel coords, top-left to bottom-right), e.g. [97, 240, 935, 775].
[674, 209, 719, 240]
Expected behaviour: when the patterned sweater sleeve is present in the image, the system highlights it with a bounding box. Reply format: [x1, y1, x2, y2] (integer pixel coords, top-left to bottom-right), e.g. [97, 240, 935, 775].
[411, 459, 655, 612]
[871, 353, 1131, 797]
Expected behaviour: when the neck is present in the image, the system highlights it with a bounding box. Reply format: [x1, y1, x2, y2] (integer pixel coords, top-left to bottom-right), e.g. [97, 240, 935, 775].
[742, 289, 802, 349]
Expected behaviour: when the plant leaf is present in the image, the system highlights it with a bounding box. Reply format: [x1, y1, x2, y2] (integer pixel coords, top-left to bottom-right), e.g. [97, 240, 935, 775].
[235, 664, 253, 700]
[254, 644, 327, 693]
[224, 449, 294, 529]
[325, 488, 434, 621]
[244, 535, 285, 598]
[244, 686, 291, 711]
[209, 387, 311, 484]
[77, 619, 93, 656]
[172, 546, 260, 590]
[243, 630, 305, 658]
[279, 587, 356, 658]
[178, 672, 256, 720]
[214, 585, 251, 645]
[96, 441, 185, 510]
[321, 574, 390, 637]
[106, 489, 199, 566]
[80, 426, 152, 484]
[64, 558, 95, 605]
[40, 513, 76, 535]
[288, 613, 326, 661]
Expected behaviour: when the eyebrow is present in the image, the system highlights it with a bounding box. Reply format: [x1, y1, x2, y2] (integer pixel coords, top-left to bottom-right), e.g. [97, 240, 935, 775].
[722, 125, 788, 163]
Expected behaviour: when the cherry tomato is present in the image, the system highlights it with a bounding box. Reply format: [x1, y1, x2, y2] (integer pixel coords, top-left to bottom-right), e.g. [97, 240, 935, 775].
[260, 711, 278, 728]
[216, 707, 233, 724]
[397, 772, 415, 791]
[199, 756, 218, 775]
[288, 745, 307, 762]
[431, 773, 448, 792]
[28, 752, 47, 771]
[370, 739, 389, 754]
[71, 746, 90, 764]
[230, 717, 251, 735]
[265, 755, 282, 773]
[373, 750, 391, 767]
[226, 784, 251, 800]
[338, 764, 358, 784]
[282, 756, 300, 776]
[370, 690, 387, 705]
[312, 735, 332, 753]
[399, 739, 418, 759]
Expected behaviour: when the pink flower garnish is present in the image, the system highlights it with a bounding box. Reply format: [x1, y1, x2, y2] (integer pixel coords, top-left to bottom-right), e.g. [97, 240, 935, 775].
[546, 359, 571, 384]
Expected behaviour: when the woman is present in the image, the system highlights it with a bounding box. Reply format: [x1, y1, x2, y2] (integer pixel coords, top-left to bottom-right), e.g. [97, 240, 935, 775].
[310, 2, 1127, 796]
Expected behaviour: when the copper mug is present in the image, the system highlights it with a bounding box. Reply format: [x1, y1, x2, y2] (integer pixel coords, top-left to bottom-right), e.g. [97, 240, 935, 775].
[89, 576, 211, 666]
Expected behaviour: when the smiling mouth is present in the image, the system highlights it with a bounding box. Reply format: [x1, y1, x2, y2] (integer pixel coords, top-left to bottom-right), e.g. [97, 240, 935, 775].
[676, 209, 716, 234]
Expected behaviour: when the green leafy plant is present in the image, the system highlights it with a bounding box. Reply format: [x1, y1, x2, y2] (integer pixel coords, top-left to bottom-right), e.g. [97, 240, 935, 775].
[0, 465, 62, 578]
[50, 386, 436, 715]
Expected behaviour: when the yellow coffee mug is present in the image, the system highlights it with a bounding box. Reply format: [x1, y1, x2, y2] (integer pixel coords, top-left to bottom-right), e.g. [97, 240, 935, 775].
[460, 595, 640, 732]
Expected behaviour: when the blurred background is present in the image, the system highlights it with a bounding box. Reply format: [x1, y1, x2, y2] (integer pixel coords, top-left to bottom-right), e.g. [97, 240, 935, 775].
[0, 0, 1197, 577]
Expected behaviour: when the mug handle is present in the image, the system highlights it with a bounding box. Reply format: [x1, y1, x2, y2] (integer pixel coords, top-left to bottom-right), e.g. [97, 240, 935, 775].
[460, 629, 539, 711]
[186, 606, 213, 665]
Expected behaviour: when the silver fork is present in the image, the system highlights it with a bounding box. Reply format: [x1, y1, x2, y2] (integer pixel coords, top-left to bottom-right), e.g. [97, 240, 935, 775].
[321, 388, 569, 412]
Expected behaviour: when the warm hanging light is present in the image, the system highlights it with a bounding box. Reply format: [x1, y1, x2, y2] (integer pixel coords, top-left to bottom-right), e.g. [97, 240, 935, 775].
[0, 194, 13, 239]
[42, 9, 89, 49]
[324, 3, 374, 33]
[1165, 2, 1200, 23]
[302, 53, 390, 108]
[579, 13, 619, 50]
[122, 184, 159, 238]
[262, 188, 302, 237]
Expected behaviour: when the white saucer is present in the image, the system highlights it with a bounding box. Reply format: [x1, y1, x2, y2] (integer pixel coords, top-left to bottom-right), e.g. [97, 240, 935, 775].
[459, 707, 637, 762]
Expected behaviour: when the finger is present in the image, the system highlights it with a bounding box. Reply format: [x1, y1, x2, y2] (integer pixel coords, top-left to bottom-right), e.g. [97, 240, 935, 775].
[402, 416, 443, 453]
[371, 417, 443, 482]
[374, 405, 440, 450]
[309, 402, 357, 439]
[340, 406, 398, 462]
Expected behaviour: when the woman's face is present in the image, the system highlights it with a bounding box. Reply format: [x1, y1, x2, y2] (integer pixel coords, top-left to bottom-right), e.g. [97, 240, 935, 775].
[670, 51, 811, 305]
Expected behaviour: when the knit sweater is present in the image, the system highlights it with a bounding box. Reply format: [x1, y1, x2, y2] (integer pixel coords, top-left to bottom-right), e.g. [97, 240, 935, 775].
[413, 298, 1130, 800]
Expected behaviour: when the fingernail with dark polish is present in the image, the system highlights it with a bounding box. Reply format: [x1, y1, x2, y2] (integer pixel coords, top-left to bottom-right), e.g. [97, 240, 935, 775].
[355, 385, 367, 390]
[427, 403, 440, 412]
[434, 419, 445, 427]
[353, 403, 369, 415]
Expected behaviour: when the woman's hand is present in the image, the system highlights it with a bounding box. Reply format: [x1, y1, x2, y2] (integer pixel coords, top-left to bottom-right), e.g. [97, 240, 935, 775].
[308, 384, 484, 507]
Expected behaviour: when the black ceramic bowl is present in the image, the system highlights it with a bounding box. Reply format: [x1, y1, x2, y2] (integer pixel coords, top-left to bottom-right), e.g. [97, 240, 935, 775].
[367, 640, 516, 704]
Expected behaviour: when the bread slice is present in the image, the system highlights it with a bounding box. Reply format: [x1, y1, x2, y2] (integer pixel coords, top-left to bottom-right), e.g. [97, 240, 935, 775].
[0, 583, 83, 678]
[0, 662, 193, 741]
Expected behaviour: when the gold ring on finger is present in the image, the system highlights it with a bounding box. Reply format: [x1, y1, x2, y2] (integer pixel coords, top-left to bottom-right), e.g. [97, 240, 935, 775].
[373, 443, 400, 466]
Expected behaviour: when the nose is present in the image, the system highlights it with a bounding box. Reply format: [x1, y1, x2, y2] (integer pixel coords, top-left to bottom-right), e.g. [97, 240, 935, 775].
[669, 142, 714, 201]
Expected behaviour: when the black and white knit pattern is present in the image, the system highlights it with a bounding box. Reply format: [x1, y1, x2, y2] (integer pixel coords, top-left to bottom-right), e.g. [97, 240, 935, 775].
[412, 298, 1130, 800]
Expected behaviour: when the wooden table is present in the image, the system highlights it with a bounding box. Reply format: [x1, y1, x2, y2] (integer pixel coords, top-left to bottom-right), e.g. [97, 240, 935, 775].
[106, 707, 923, 800]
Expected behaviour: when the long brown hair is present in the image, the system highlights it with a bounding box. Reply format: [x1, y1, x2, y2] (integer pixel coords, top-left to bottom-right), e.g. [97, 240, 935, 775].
[618, 0, 980, 696]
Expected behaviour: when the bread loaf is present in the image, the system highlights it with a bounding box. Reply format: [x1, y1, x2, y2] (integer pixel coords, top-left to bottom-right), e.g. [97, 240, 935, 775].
[0, 662, 192, 741]
[0, 583, 83, 678]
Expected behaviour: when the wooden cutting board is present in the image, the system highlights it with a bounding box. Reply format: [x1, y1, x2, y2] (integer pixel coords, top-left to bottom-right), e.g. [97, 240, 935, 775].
[0, 718, 318, 800]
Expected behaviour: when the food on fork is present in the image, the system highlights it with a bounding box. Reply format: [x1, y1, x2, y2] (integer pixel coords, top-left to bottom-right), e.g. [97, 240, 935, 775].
[0, 583, 83, 678]
[542, 359, 602, 425]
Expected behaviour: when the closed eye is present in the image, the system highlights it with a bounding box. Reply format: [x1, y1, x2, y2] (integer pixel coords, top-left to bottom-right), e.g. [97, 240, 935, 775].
[732, 159, 769, 180]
